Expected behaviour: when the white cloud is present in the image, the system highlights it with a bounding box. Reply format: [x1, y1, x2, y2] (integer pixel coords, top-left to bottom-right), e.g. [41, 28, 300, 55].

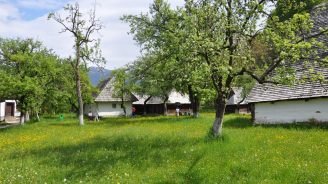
[0, 0, 184, 69]
[0, 3, 20, 21]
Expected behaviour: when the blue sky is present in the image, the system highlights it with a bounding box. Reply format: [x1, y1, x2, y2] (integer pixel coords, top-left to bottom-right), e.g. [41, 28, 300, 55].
[2, 0, 69, 20]
[18, 3, 66, 20]
[0, 0, 183, 69]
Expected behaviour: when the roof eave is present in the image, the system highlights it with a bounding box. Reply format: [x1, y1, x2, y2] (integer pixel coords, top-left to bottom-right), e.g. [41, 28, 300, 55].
[249, 96, 328, 104]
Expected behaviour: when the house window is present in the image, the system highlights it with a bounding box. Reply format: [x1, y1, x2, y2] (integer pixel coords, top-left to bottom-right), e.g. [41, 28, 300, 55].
[112, 104, 116, 108]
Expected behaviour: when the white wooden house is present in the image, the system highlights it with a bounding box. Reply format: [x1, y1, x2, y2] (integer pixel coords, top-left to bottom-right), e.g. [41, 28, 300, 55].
[247, 74, 328, 124]
[84, 78, 138, 117]
[246, 3, 328, 124]
[133, 91, 192, 115]
[0, 100, 21, 121]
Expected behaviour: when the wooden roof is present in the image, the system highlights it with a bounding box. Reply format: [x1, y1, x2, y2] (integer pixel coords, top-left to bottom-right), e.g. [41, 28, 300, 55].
[247, 3, 328, 103]
[95, 78, 138, 102]
[133, 91, 191, 105]
[247, 70, 328, 103]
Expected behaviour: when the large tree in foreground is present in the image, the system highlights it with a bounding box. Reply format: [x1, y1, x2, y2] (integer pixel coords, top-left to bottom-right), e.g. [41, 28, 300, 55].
[0, 38, 69, 123]
[123, 1, 213, 118]
[124, 0, 328, 137]
[49, 3, 105, 125]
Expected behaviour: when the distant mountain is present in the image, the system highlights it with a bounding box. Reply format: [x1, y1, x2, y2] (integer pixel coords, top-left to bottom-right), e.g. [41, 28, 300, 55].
[88, 67, 111, 86]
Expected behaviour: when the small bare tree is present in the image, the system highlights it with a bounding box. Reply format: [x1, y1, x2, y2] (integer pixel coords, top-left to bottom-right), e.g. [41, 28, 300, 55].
[49, 3, 105, 125]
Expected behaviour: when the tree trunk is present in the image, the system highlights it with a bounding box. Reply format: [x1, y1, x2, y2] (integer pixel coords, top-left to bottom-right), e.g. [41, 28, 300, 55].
[143, 103, 147, 115]
[163, 95, 169, 116]
[25, 111, 30, 122]
[36, 112, 40, 122]
[94, 104, 99, 122]
[236, 97, 246, 114]
[20, 112, 25, 125]
[75, 42, 84, 126]
[76, 70, 84, 125]
[35, 112, 40, 122]
[143, 96, 152, 115]
[121, 97, 126, 116]
[250, 103, 255, 122]
[69, 98, 79, 113]
[193, 96, 200, 118]
[212, 97, 227, 137]
[188, 85, 200, 118]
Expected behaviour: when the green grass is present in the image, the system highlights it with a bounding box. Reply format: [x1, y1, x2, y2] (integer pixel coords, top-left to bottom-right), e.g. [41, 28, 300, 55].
[0, 113, 328, 183]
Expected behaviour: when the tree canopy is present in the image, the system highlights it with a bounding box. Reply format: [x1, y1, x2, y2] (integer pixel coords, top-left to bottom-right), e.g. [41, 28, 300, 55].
[0, 38, 77, 122]
[123, 0, 328, 137]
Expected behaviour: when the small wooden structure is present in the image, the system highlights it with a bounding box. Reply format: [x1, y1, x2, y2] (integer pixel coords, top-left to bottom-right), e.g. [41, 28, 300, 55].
[0, 100, 21, 122]
[246, 3, 328, 124]
[133, 92, 192, 116]
[84, 78, 138, 117]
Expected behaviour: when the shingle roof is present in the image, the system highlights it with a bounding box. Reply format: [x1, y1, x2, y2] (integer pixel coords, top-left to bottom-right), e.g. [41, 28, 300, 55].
[95, 78, 138, 102]
[247, 80, 328, 103]
[312, 3, 328, 57]
[133, 91, 190, 105]
[247, 3, 328, 103]
[133, 89, 246, 105]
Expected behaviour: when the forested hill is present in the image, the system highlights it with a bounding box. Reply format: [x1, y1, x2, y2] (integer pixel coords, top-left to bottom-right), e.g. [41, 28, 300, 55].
[88, 67, 111, 86]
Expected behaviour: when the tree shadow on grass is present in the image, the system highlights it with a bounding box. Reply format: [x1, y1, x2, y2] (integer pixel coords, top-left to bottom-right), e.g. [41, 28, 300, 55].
[223, 115, 328, 130]
[148, 153, 206, 184]
[8, 135, 203, 182]
[46, 116, 194, 128]
[182, 153, 206, 183]
[0, 124, 20, 131]
[42, 114, 78, 119]
[255, 122, 328, 130]
[223, 116, 253, 129]
[48, 122, 81, 127]
[92, 116, 194, 127]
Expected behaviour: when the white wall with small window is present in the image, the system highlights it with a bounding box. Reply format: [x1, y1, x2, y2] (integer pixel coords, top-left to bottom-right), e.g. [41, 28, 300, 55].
[85, 102, 132, 117]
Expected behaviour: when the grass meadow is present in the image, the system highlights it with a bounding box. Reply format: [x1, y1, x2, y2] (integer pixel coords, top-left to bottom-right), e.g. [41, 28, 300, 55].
[0, 113, 328, 183]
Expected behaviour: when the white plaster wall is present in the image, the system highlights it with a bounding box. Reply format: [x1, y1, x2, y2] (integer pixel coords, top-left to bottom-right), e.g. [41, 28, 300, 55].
[254, 98, 328, 124]
[13, 102, 21, 117]
[0, 101, 21, 120]
[97, 102, 132, 117]
[0, 102, 4, 121]
[5, 100, 21, 117]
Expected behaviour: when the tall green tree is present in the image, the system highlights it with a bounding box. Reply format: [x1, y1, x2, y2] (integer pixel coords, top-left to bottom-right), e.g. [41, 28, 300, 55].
[123, 1, 212, 117]
[124, 0, 328, 137]
[49, 2, 105, 125]
[0, 38, 68, 123]
[129, 53, 175, 116]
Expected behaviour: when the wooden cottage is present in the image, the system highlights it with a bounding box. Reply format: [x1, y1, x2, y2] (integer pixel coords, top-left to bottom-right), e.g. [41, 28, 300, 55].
[247, 66, 328, 124]
[247, 3, 328, 124]
[133, 91, 192, 115]
[0, 100, 20, 122]
[84, 78, 138, 117]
